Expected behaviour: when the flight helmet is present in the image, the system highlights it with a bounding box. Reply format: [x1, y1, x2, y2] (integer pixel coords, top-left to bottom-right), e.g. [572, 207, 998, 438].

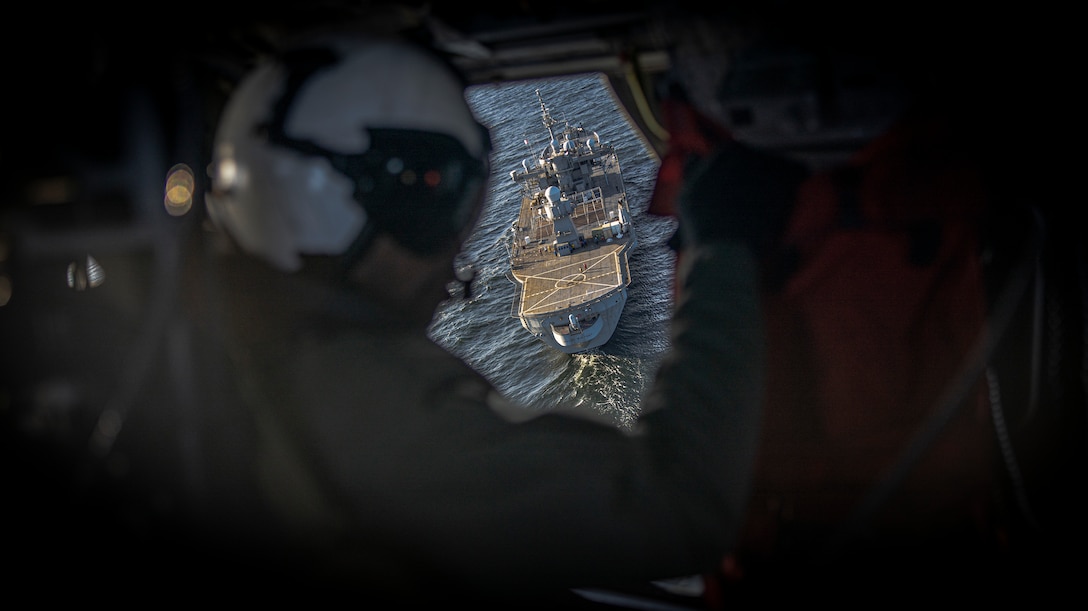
[206, 33, 491, 272]
[663, 13, 910, 171]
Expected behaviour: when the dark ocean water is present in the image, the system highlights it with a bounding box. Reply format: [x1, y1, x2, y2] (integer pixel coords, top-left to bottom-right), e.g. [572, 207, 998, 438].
[427, 74, 676, 428]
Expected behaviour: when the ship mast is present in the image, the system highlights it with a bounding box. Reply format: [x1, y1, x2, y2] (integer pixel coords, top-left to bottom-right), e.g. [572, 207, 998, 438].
[536, 89, 557, 143]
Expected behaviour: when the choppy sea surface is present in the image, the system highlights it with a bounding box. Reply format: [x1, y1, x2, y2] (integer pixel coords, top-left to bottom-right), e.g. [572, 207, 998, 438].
[427, 74, 676, 429]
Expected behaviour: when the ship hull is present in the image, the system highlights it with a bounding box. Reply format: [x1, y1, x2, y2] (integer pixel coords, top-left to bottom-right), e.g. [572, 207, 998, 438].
[518, 287, 627, 353]
[507, 89, 636, 354]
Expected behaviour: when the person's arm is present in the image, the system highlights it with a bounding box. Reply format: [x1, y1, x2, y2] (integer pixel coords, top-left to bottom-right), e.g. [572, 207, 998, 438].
[313, 142, 798, 597]
[637, 239, 766, 565]
[416, 239, 767, 595]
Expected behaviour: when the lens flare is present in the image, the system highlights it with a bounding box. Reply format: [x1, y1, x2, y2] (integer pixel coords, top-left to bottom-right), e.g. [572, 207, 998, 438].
[164, 163, 195, 216]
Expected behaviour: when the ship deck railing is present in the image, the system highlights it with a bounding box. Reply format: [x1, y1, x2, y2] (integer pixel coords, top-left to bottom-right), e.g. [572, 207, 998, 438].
[507, 271, 524, 318]
[617, 251, 632, 286]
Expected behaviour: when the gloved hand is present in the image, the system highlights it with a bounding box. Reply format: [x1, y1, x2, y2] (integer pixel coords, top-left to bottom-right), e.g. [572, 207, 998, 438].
[675, 139, 809, 253]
